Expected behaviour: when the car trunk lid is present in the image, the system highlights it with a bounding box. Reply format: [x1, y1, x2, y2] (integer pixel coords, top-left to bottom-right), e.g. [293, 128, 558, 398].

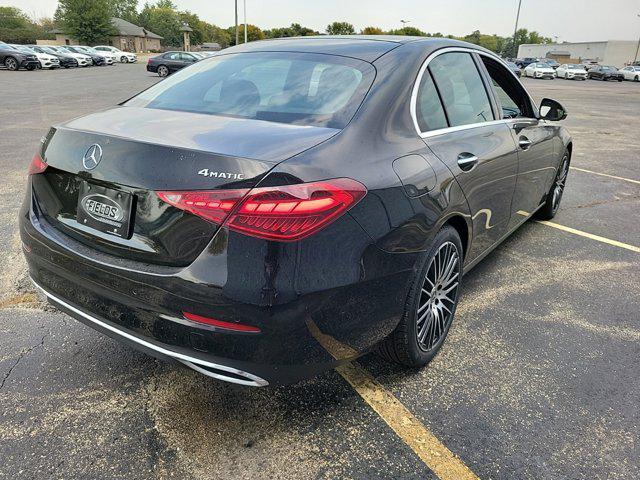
[31, 106, 339, 266]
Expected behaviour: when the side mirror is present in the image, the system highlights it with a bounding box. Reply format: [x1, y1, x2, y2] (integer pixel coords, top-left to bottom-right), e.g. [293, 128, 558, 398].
[539, 98, 567, 121]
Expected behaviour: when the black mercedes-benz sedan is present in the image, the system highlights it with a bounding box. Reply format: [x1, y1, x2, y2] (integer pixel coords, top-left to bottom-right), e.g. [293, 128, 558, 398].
[20, 36, 571, 386]
[146, 51, 201, 76]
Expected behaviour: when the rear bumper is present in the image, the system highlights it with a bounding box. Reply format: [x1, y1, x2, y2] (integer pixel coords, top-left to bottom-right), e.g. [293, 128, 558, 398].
[32, 278, 269, 386]
[20, 183, 416, 385]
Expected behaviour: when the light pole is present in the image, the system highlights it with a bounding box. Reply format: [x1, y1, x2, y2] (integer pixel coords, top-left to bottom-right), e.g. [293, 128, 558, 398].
[512, 0, 522, 58]
[235, 0, 239, 46]
[634, 14, 640, 63]
[244, 0, 248, 43]
[400, 19, 410, 30]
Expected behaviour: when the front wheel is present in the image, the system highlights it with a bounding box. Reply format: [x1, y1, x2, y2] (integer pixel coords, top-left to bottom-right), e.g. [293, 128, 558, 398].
[121, 56, 128, 63]
[157, 65, 169, 77]
[4, 57, 18, 71]
[536, 151, 569, 220]
[377, 226, 463, 367]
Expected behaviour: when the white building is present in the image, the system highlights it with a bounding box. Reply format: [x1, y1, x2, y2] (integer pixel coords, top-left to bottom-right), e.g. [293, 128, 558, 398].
[518, 40, 640, 66]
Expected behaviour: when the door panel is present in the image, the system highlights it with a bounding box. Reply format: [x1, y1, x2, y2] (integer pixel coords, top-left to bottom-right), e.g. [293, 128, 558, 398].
[508, 119, 557, 227]
[425, 123, 519, 262]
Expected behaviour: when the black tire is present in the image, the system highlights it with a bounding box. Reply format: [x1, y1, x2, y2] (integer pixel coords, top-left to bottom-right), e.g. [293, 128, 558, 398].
[157, 65, 169, 77]
[4, 56, 19, 71]
[635, 75, 639, 82]
[26, 65, 36, 71]
[377, 226, 463, 367]
[121, 56, 128, 63]
[536, 149, 570, 220]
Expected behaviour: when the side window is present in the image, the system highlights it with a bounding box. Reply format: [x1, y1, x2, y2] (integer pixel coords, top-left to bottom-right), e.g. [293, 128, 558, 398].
[164, 52, 179, 60]
[428, 52, 494, 126]
[481, 56, 534, 119]
[415, 69, 448, 132]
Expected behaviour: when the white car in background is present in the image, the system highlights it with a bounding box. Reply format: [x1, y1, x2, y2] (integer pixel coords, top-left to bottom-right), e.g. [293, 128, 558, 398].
[76, 46, 116, 65]
[94, 45, 137, 63]
[556, 64, 588, 80]
[51, 46, 92, 66]
[619, 65, 640, 81]
[523, 62, 556, 79]
[10, 44, 60, 69]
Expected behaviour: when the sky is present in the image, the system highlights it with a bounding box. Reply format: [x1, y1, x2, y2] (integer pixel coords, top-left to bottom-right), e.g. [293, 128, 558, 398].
[5, 0, 640, 43]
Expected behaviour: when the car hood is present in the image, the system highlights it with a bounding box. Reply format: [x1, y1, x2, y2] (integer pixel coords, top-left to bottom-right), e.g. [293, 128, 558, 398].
[59, 106, 340, 163]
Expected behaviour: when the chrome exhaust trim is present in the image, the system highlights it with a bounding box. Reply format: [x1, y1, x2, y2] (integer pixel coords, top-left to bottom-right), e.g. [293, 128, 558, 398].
[30, 278, 268, 387]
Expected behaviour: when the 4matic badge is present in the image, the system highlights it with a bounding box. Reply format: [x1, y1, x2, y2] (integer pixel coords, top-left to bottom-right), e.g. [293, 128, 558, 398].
[198, 168, 244, 180]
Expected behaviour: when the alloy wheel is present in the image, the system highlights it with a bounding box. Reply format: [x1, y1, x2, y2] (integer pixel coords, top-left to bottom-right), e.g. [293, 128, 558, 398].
[5, 57, 18, 71]
[122, 56, 128, 63]
[158, 65, 168, 77]
[552, 156, 569, 212]
[416, 241, 460, 352]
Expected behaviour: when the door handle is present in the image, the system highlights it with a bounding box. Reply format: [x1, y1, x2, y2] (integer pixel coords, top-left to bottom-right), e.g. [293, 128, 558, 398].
[519, 137, 533, 150]
[457, 152, 478, 171]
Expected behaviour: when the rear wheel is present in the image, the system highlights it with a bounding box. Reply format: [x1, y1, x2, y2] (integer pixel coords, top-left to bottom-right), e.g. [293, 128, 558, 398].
[4, 57, 18, 71]
[635, 75, 639, 82]
[121, 56, 128, 63]
[377, 226, 462, 367]
[536, 150, 569, 220]
[157, 65, 169, 77]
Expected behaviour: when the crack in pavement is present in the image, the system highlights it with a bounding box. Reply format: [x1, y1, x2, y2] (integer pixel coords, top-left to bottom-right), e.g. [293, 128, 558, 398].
[0, 334, 46, 391]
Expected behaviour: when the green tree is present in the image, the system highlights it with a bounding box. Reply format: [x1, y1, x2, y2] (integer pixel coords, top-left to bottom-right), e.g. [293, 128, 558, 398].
[361, 26, 384, 35]
[265, 23, 318, 38]
[226, 24, 264, 45]
[388, 26, 427, 36]
[58, 0, 116, 44]
[0, 6, 52, 43]
[326, 21, 355, 35]
[109, 0, 139, 23]
[138, 0, 181, 46]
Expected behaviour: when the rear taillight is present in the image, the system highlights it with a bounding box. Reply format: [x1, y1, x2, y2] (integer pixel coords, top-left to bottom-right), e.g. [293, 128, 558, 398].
[28, 153, 48, 175]
[157, 178, 366, 242]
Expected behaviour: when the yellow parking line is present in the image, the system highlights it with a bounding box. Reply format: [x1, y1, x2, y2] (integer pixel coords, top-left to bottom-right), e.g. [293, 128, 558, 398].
[517, 211, 640, 253]
[307, 320, 480, 480]
[570, 167, 640, 185]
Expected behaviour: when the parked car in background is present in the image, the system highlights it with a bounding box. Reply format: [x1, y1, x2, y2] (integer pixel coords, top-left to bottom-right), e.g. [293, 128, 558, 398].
[77, 46, 116, 65]
[523, 62, 556, 79]
[146, 51, 201, 76]
[515, 57, 537, 68]
[543, 58, 560, 69]
[48, 46, 92, 67]
[581, 60, 599, 69]
[505, 61, 521, 76]
[587, 65, 624, 81]
[556, 64, 588, 80]
[62, 46, 106, 66]
[20, 37, 571, 386]
[28, 45, 78, 68]
[619, 65, 640, 81]
[9, 44, 59, 69]
[94, 45, 137, 63]
[0, 43, 39, 71]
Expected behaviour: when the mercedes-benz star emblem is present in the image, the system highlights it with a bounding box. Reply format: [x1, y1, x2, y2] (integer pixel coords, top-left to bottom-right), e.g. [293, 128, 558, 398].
[82, 144, 103, 170]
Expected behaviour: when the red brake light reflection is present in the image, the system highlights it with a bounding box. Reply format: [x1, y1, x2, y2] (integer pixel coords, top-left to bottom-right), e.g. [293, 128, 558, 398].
[157, 178, 366, 242]
[183, 311, 261, 333]
[28, 153, 48, 175]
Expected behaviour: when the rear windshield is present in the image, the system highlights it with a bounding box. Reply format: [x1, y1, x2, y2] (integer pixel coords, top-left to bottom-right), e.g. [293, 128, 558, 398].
[126, 52, 375, 129]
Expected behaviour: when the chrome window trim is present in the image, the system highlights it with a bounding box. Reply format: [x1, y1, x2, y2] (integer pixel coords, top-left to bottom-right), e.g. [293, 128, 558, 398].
[31, 277, 269, 387]
[410, 46, 538, 138]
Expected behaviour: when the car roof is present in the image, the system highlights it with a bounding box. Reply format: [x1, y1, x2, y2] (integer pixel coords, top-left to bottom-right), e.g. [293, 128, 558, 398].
[224, 35, 487, 63]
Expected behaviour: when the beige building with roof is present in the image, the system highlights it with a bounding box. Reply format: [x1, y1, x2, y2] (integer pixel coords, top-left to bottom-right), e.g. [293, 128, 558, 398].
[42, 17, 162, 52]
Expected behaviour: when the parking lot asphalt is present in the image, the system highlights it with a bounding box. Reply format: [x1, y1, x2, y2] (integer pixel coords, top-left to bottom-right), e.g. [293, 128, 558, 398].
[0, 64, 638, 480]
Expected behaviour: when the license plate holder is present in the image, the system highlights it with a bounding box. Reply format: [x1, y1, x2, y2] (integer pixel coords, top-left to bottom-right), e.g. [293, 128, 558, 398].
[76, 181, 134, 238]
